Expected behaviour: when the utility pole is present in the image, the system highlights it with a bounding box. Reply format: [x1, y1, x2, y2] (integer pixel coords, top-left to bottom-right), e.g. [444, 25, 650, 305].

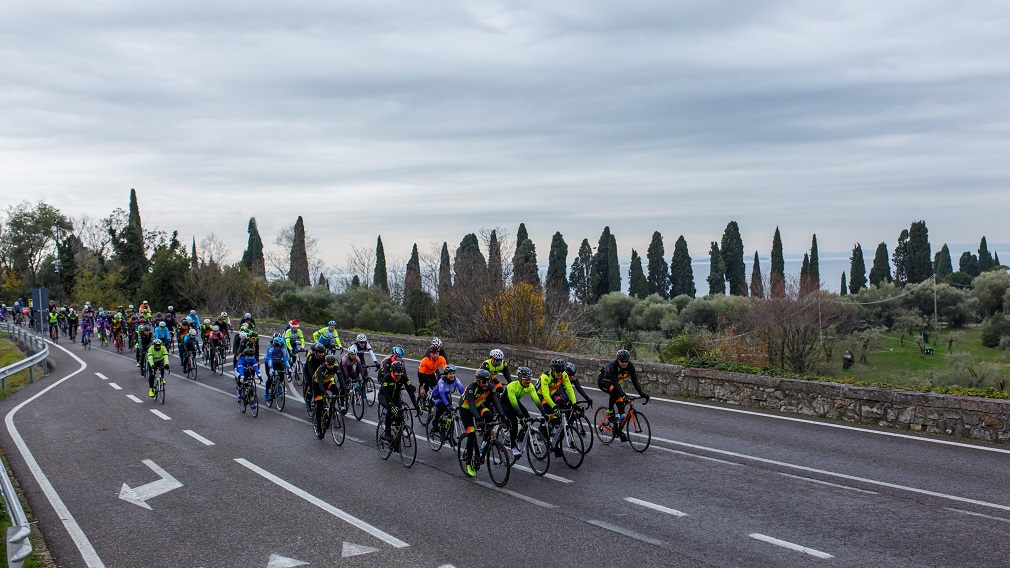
[933, 272, 938, 330]
[55, 223, 62, 305]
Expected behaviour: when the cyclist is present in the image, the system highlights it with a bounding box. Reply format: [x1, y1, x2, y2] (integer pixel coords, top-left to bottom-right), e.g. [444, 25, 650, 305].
[303, 343, 327, 398]
[136, 325, 154, 367]
[378, 346, 405, 377]
[430, 364, 464, 433]
[164, 306, 177, 338]
[80, 309, 95, 346]
[138, 300, 151, 317]
[111, 309, 125, 346]
[417, 344, 446, 399]
[540, 357, 577, 413]
[215, 312, 230, 337]
[177, 317, 193, 353]
[180, 328, 200, 373]
[200, 318, 213, 348]
[598, 349, 650, 442]
[310, 354, 343, 438]
[96, 309, 110, 344]
[378, 360, 419, 442]
[208, 325, 227, 365]
[66, 308, 79, 342]
[430, 336, 447, 359]
[262, 337, 290, 403]
[479, 348, 512, 396]
[460, 369, 506, 477]
[239, 311, 256, 331]
[146, 339, 170, 397]
[153, 321, 171, 347]
[351, 334, 380, 369]
[339, 346, 367, 412]
[234, 348, 261, 404]
[187, 309, 201, 329]
[504, 366, 548, 457]
[312, 321, 342, 352]
[564, 362, 594, 407]
[284, 320, 305, 360]
[46, 307, 59, 339]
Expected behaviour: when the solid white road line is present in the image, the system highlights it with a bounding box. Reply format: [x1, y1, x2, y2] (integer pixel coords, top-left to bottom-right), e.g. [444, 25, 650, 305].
[651, 444, 741, 466]
[108, 382, 122, 390]
[776, 472, 878, 495]
[5, 338, 107, 567]
[511, 464, 574, 483]
[587, 520, 665, 547]
[183, 430, 215, 446]
[749, 533, 834, 559]
[95, 372, 109, 381]
[126, 395, 143, 403]
[944, 507, 1010, 523]
[150, 409, 171, 421]
[624, 497, 687, 517]
[474, 480, 557, 508]
[235, 458, 409, 548]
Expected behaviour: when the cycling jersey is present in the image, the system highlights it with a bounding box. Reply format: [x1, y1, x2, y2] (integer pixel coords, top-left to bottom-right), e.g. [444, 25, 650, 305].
[284, 328, 305, 351]
[480, 358, 511, 381]
[235, 356, 260, 380]
[418, 354, 446, 376]
[146, 345, 169, 365]
[506, 379, 545, 411]
[462, 381, 505, 416]
[433, 376, 465, 406]
[312, 328, 342, 347]
[539, 370, 576, 408]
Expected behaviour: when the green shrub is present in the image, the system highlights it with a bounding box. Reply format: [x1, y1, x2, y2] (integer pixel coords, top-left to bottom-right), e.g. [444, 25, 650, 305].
[660, 334, 707, 362]
[981, 313, 1010, 348]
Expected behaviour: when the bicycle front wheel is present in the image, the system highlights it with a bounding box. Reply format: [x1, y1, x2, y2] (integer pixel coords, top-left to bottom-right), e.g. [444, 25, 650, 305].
[276, 383, 286, 412]
[399, 426, 417, 468]
[526, 428, 550, 476]
[486, 440, 512, 487]
[375, 423, 393, 460]
[157, 377, 166, 405]
[561, 426, 585, 469]
[351, 387, 364, 421]
[426, 418, 445, 451]
[627, 410, 651, 453]
[191, 359, 198, 381]
[365, 378, 376, 406]
[249, 384, 259, 417]
[576, 414, 594, 454]
[331, 407, 345, 446]
[594, 407, 616, 445]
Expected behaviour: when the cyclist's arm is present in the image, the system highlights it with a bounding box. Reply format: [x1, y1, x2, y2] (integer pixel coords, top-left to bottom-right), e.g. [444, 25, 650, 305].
[571, 376, 592, 403]
[501, 363, 511, 382]
[527, 384, 547, 414]
[312, 329, 323, 343]
[563, 374, 577, 405]
[538, 374, 556, 408]
[627, 363, 646, 397]
[488, 388, 506, 418]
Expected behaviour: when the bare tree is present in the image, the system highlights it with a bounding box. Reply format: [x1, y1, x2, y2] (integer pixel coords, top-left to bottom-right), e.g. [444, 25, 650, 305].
[266, 225, 321, 281]
[71, 213, 112, 259]
[479, 226, 514, 284]
[419, 241, 445, 297]
[386, 253, 408, 304]
[345, 244, 375, 288]
[200, 233, 232, 267]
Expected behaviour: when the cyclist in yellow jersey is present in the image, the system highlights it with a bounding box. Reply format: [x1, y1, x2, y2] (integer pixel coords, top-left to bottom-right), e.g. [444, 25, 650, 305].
[504, 366, 548, 457]
[479, 348, 511, 395]
[146, 340, 170, 397]
[539, 357, 577, 414]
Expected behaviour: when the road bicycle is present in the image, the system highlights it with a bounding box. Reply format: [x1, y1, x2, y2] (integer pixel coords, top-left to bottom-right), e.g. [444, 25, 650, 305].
[457, 419, 511, 487]
[81, 331, 91, 350]
[493, 415, 550, 476]
[349, 372, 377, 421]
[376, 405, 417, 468]
[113, 330, 125, 354]
[209, 344, 226, 375]
[313, 391, 345, 445]
[593, 396, 651, 452]
[416, 389, 436, 427]
[149, 363, 167, 404]
[182, 349, 199, 381]
[265, 367, 287, 412]
[289, 347, 304, 387]
[544, 405, 586, 469]
[566, 400, 594, 454]
[239, 371, 259, 417]
[426, 405, 465, 452]
[48, 322, 59, 343]
[67, 322, 77, 343]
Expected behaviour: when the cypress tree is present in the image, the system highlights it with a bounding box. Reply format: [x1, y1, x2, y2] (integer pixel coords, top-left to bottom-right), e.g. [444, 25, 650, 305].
[770, 227, 785, 298]
[893, 229, 909, 286]
[869, 242, 891, 287]
[629, 249, 648, 299]
[288, 216, 311, 287]
[112, 189, 148, 296]
[514, 238, 541, 288]
[569, 238, 593, 304]
[608, 232, 621, 293]
[438, 242, 452, 298]
[934, 244, 953, 281]
[241, 217, 266, 277]
[707, 241, 725, 296]
[849, 243, 866, 294]
[906, 221, 931, 283]
[721, 221, 746, 295]
[589, 227, 612, 302]
[405, 244, 422, 292]
[488, 230, 503, 289]
[800, 253, 810, 295]
[959, 251, 980, 277]
[979, 237, 994, 272]
[749, 251, 764, 298]
[840, 273, 848, 295]
[350, 275, 360, 288]
[317, 272, 329, 289]
[670, 235, 696, 298]
[373, 236, 389, 292]
[646, 231, 669, 298]
[996, 252, 1002, 267]
[808, 234, 820, 290]
[545, 231, 569, 306]
[190, 237, 198, 270]
[454, 233, 486, 284]
[512, 223, 528, 284]
[128, 188, 144, 252]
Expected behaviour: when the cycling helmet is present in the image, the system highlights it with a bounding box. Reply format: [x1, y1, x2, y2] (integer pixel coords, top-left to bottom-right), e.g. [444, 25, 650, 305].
[347, 345, 358, 355]
[167, 305, 174, 311]
[475, 369, 491, 383]
[243, 312, 251, 319]
[212, 325, 220, 331]
[117, 305, 123, 311]
[313, 343, 326, 354]
[139, 317, 147, 323]
[189, 328, 197, 336]
[428, 344, 440, 354]
[550, 357, 565, 372]
[68, 308, 75, 314]
[517, 366, 533, 379]
[564, 362, 576, 376]
[203, 318, 210, 324]
[244, 348, 254, 357]
[142, 300, 149, 304]
[153, 339, 163, 347]
[289, 320, 299, 328]
[183, 317, 192, 325]
[239, 331, 248, 340]
[159, 321, 166, 327]
[98, 309, 105, 315]
[616, 349, 631, 362]
[431, 337, 442, 348]
[327, 320, 336, 327]
[490, 348, 504, 362]
[392, 346, 404, 358]
[390, 360, 406, 373]
[325, 354, 337, 365]
[355, 333, 367, 342]
[445, 364, 457, 374]
[189, 310, 197, 316]
[273, 337, 284, 347]
[128, 304, 134, 310]
[221, 311, 228, 317]
[143, 325, 151, 332]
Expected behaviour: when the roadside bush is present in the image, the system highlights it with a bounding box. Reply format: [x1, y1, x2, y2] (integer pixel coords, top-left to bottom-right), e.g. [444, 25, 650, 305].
[659, 333, 707, 362]
[981, 313, 1010, 348]
[628, 294, 677, 332]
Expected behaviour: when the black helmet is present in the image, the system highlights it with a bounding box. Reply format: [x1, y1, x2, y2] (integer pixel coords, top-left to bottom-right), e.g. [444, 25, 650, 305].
[550, 357, 566, 372]
[475, 369, 491, 383]
[325, 354, 337, 365]
[244, 348, 254, 357]
[313, 343, 326, 354]
[390, 360, 406, 373]
[616, 349, 631, 362]
[517, 366, 533, 379]
[564, 362, 576, 375]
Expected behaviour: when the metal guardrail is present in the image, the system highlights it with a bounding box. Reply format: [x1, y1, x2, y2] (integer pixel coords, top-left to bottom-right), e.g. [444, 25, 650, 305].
[0, 320, 44, 566]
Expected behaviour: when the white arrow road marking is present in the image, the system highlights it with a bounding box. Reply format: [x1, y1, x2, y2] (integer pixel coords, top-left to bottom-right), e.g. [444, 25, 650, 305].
[266, 554, 307, 567]
[749, 533, 834, 559]
[119, 460, 183, 510]
[341, 542, 378, 558]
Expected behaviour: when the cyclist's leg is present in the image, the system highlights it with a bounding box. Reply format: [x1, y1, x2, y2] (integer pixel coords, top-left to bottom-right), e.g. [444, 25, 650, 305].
[460, 408, 476, 459]
[501, 404, 519, 448]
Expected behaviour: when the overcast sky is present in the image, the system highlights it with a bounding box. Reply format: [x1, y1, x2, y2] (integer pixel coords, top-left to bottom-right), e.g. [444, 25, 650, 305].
[3, 1, 1010, 284]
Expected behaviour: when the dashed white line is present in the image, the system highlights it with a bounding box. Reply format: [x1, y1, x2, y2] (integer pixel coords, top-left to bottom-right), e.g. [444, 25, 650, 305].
[749, 533, 833, 559]
[474, 480, 557, 508]
[183, 430, 215, 446]
[777, 472, 878, 495]
[587, 520, 665, 547]
[126, 395, 143, 403]
[108, 383, 122, 390]
[511, 464, 574, 483]
[95, 372, 109, 381]
[652, 444, 740, 465]
[624, 497, 687, 517]
[945, 507, 1010, 524]
[150, 409, 171, 421]
[235, 458, 409, 548]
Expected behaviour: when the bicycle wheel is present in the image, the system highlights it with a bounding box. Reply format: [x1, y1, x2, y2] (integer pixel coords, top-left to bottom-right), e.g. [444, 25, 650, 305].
[157, 375, 166, 405]
[486, 440, 512, 487]
[266, 382, 276, 409]
[331, 406, 345, 446]
[451, 416, 465, 450]
[561, 425, 585, 469]
[492, 426, 515, 464]
[399, 425, 417, 467]
[249, 384, 259, 417]
[292, 361, 303, 387]
[365, 378, 376, 406]
[626, 410, 651, 452]
[594, 407, 616, 445]
[576, 414, 594, 454]
[191, 357, 198, 380]
[240, 385, 248, 414]
[304, 389, 314, 417]
[418, 397, 433, 427]
[351, 386, 365, 421]
[375, 423, 393, 460]
[526, 428, 550, 476]
[426, 418, 445, 451]
[456, 434, 474, 477]
[276, 382, 286, 412]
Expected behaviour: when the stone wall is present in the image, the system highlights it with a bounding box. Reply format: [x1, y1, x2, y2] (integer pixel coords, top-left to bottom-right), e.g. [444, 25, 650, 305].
[266, 326, 1010, 443]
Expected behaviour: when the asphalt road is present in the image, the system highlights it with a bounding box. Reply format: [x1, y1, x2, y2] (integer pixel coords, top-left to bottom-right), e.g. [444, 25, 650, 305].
[3, 330, 1010, 567]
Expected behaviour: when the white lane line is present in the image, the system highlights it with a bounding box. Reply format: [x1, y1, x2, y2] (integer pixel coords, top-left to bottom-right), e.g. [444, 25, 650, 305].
[108, 382, 122, 390]
[652, 444, 740, 466]
[235, 458, 409, 548]
[150, 409, 171, 421]
[346, 436, 366, 444]
[511, 464, 574, 483]
[474, 480, 557, 508]
[649, 434, 1010, 512]
[777, 472, 878, 495]
[95, 372, 109, 381]
[5, 338, 107, 567]
[183, 430, 215, 446]
[126, 395, 143, 403]
[624, 497, 687, 517]
[945, 507, 1010, 523]
[587, 520, 665, 547]
[749, 533, 833, 559]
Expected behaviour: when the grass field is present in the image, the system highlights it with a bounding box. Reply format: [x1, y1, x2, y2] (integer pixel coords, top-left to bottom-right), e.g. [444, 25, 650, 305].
[0, 332, 40, 400]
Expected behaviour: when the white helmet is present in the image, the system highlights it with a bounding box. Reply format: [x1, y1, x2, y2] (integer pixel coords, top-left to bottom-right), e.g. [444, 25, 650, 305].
[490, 348, 504, 361]
[356, 333, 367, 342]
[348, 345, 359, 354]
[203, 318, 210, 324]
